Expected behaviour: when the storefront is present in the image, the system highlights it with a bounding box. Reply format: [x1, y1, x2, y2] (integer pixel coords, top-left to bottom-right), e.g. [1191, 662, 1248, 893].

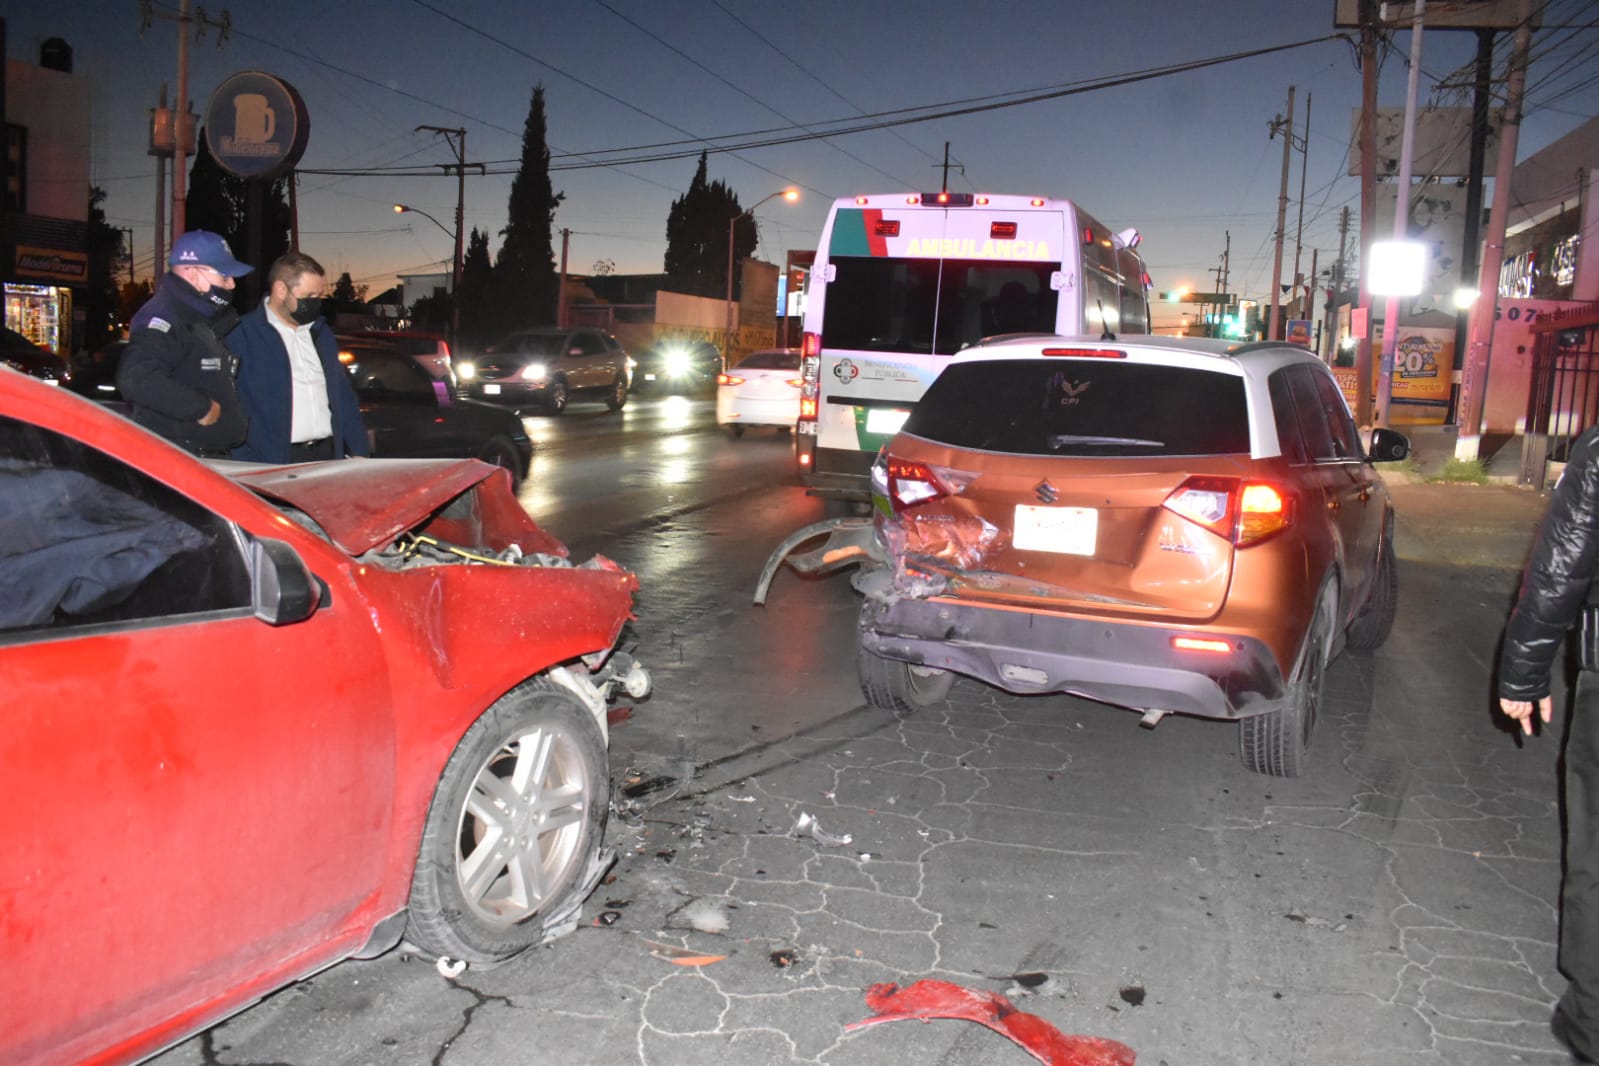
[4, 280, 71, 353]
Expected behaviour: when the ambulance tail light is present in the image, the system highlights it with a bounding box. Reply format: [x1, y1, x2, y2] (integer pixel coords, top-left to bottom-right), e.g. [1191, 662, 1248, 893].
[874, 220, 901, 237]
[798, 333, 822, 426]
[990, 221, 1018, 239]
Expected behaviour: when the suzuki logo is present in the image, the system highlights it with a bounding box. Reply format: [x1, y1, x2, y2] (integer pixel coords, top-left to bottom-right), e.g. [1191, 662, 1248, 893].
[1035, 480, 1058, 504]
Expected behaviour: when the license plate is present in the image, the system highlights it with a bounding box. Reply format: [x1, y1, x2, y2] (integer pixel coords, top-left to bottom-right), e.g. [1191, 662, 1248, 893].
[484, 384, 501, 395]
[865, 408, 909, 435]
[1013, 505, 1097, 555]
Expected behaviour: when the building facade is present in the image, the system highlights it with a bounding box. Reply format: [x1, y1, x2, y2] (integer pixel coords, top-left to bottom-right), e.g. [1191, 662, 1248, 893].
[3, 30, 90, 356]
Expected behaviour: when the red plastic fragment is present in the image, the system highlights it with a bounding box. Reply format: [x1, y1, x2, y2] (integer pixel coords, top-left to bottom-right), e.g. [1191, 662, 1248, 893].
[846, 980, 1135, 1066]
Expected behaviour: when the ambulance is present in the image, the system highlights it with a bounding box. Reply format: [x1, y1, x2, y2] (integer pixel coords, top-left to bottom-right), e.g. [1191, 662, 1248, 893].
[796, 192, 1150, 502]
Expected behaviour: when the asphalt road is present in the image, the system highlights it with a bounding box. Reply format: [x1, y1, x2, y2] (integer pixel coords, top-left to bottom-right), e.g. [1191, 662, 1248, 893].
[146, 410, 1574, 1066]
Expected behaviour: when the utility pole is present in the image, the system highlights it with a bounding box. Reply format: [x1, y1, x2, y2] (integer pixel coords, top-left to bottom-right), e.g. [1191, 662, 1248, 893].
[150, 84, 170, 276]
[1325, 206, 1351, 363]
[1375, 0, 1428, 429]
[558, 228, 570, 329]
[140, 1, 228, 249]
[935, 142, 962, 193]
[1305, 247, 1319, 346]
[1268, 86, 1295, 342]
[1208, 260, 1226, 337]
[1456, 0, 1534, 460]
[1449, 27, 1497, 424]
[1355, 0, 1379, 427]
[172, 0, 190, 240]
[1290, 92, 1312, 323]
[415, 126, 479, 349]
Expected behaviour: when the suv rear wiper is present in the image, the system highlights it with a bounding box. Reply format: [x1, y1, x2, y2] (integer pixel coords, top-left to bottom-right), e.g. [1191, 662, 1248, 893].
[1047, 435, 1164, 449]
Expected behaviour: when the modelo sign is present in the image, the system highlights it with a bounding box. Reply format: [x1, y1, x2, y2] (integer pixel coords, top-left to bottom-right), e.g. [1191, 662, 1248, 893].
[204, 72, 309, 180]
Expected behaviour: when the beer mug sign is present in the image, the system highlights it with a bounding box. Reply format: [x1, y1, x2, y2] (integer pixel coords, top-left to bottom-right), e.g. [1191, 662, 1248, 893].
[204, 71, 310, 180]
[232, 94, 275, 146]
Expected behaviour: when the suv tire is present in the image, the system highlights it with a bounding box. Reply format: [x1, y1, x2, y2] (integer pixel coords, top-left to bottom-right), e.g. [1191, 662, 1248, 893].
[858, 642, 954, 713]
[1239, 590, 1331, 777]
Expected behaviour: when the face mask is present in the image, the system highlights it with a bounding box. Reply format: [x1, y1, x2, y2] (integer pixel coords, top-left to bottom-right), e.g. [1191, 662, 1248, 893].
[289, 295, 322, 326]
[204, 284, 233, 310]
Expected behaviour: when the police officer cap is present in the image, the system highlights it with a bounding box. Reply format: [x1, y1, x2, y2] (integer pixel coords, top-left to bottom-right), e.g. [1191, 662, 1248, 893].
[169, 230, 253, 276]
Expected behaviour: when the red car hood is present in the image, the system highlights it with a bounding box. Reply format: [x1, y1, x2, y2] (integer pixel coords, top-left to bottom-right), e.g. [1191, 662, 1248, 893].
[221, 457, 499, 556]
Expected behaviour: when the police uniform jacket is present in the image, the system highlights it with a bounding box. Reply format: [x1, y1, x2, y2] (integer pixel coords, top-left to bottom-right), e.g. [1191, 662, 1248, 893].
[115, 272, 246, 455]
[1501, 425, 1599, 700]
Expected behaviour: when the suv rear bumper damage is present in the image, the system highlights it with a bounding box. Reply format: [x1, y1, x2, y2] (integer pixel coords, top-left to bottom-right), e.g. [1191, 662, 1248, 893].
[861, 594, 1288, 721]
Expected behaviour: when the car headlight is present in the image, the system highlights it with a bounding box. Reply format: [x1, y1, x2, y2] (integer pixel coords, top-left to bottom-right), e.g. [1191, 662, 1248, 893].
[663, 349, 692, 377]
[457, 362, 476, 380]
[520, 362, 548, 381]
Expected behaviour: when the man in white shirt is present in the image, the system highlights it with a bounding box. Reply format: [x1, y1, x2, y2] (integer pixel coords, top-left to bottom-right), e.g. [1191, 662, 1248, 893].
[229, 252, 369, 464]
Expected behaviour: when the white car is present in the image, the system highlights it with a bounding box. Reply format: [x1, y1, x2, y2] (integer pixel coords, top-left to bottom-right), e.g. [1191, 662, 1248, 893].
[716, 348, 802, 437]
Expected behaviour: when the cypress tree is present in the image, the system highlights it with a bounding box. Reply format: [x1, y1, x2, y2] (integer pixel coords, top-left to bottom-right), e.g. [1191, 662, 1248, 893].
[495, 85, 564, 333]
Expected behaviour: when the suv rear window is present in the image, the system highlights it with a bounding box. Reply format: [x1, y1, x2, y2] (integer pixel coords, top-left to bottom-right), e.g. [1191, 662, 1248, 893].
[738, 350, 801, 371]
[904, 359, 1250, 457]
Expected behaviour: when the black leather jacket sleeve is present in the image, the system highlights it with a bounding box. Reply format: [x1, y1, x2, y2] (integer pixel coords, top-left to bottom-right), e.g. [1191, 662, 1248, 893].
[1500, 426, 1599, 700]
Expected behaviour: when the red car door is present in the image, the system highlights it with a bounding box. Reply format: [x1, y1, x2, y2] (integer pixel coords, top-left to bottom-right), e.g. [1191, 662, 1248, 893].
[0, 415, 395, 1066]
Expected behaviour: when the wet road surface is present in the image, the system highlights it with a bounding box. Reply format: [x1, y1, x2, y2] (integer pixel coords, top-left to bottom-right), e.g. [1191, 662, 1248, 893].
[146, 422, 1575, 1065]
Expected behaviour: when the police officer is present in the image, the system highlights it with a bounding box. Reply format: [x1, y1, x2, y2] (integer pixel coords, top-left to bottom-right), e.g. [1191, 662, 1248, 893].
[1501, 423, 1599, 1064]
[117, 230, 251, 457]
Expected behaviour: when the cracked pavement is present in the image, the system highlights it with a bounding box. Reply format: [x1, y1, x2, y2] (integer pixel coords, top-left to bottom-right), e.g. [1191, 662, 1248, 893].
[151, 481, 1575, 1065]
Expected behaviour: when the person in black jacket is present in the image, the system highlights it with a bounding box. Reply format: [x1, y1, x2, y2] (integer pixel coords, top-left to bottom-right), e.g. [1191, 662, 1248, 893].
[1501, 424, 1599, 1064]
[116, 231, 251, 456]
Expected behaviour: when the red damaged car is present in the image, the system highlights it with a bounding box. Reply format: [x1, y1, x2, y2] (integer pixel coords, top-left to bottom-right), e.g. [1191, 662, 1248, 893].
[0, 370, 650, 1066]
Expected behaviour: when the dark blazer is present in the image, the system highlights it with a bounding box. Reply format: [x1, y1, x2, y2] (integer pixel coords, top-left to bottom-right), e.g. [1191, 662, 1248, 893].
[228, 305, 369, 463]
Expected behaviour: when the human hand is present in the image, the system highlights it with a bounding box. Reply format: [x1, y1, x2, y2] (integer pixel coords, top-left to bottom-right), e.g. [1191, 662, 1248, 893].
[198, 399, 221, 426]
[1499, 695, 1554, 736]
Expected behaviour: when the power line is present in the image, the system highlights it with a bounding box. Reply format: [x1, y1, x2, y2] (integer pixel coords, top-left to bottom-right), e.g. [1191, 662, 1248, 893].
[299, 34, 1349, 180]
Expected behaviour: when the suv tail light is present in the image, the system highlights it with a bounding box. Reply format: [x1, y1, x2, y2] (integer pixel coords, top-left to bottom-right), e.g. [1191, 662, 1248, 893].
[1163, 477, 1294, 547]
[880, 455, 980, 513]
[884, 456, 949, 512]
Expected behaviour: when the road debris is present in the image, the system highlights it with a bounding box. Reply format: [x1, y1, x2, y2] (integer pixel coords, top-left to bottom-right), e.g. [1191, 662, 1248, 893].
[641, 938, 729, 967]
[670, 898, 731, 935]
[846, 979, 1136, 1066]
[792, 811, 853, 847]
[435, 957, 467, 979]
[998, 971, 1057, 997]
[770, 948, 798, 968]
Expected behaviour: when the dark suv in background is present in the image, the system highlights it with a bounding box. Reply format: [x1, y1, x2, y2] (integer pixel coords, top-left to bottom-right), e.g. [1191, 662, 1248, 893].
[341, 341, 533, 488]
[457, 327, 630, 414]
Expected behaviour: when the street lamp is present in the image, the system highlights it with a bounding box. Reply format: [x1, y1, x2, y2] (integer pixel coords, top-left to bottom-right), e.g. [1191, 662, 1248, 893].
[725, 188, 799, 364]
[394, 203, 460, 347]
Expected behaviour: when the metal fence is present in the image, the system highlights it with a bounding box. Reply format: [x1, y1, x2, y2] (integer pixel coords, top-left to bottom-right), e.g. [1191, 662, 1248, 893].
[1521, 303, 1599, 488]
